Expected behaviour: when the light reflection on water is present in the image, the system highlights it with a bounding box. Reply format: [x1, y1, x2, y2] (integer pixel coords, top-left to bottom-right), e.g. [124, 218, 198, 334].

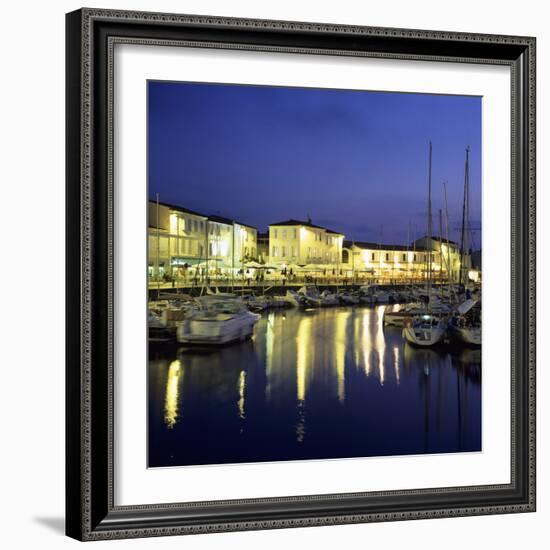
[149, 306, 481, 468]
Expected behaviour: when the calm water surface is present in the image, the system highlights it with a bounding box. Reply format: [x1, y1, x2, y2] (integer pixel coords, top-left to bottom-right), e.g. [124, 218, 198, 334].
[148, 305, 481, 467]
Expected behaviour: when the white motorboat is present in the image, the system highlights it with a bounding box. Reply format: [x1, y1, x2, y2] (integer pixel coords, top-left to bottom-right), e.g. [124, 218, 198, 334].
[402, 313, 448, 346]
[176, 296, 260, 345]
[448, 299, 481, 346]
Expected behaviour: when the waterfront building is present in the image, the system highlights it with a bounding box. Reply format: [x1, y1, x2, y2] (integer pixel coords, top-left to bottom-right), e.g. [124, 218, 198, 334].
[207, 214, 258, 275]
[257, 232, 269, 264]
[342, 236, 466, 283]
[148, 201, 208, 281]
[414, 236, 464, 283]
[148, 200, 257, 283]
[268, 219, 344, 271]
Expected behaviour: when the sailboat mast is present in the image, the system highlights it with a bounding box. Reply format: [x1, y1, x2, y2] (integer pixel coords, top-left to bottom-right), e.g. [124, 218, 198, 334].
[438, 208, 443, 286]
[443, 182, 452, 294]
[427, 141, 433, 305]
[459, 146, 470, 286]
[407, 222, 410, 286]
[156, 193, 160, 300]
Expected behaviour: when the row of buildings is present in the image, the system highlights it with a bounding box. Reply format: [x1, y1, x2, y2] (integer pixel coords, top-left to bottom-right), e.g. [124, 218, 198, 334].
[148, 200, 473, 284]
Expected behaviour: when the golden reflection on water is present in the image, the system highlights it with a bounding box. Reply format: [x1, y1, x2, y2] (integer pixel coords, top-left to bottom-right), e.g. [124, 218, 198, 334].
[265, 312, 275, 400]
[362, 309, 372, 377]
[160, 308, 405, 433]
[393, 346, 401, 385]
[376, 305, 387, 385]
[296, 316, 312, 403]
[164, 360, 182, 428]
[334, 310, 350, 403]
[237, 370, 246, 420]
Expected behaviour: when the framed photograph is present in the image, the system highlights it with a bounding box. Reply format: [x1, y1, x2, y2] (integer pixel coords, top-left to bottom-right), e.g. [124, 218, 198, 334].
[66, 8, 536, 541]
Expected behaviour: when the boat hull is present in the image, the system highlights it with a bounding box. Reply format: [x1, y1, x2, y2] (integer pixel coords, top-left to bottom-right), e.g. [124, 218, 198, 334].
[448, 324, 481, 346]
[176, 314, 260, 346]
[402, 325, 446, 347]
[148, 326, 177, 344]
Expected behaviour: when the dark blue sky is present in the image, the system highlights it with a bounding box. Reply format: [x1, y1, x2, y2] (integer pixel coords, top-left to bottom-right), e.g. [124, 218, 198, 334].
[148, 81, 481, 245]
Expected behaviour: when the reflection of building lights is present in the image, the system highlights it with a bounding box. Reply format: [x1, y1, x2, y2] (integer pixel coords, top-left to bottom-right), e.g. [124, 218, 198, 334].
[296, 316, 312, 402]
[362, 310, 372, 376]
[265, 312, 275, 400]
[393, 346, 400, 384]
[354, 314, 361, 368]
[334, 311, 350, 404]
[164, 360, 182, 429]
[375, 305, 386, 385]
[237, 370, 246, 420]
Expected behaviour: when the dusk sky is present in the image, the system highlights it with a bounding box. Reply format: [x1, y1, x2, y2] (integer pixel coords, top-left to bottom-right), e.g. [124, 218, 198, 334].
[148, 81, 481, 246]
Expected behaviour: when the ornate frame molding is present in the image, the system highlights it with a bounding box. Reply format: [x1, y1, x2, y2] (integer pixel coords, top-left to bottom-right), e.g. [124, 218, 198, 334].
[66, 8, 536, 541]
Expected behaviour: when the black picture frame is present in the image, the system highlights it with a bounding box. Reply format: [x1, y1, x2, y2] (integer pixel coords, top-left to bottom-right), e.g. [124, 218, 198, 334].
[66, 8, 536, 541]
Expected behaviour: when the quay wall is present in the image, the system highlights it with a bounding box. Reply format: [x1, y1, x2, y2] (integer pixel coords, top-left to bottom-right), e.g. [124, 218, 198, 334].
[148, 281, 454, 299]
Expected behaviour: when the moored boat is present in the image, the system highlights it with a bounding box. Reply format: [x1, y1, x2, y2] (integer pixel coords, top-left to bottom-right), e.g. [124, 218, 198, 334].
[384, 299, 451, 327]
[176, 296, 260, 345]
[148, 310, 177, 344]
[448, 299, 481, 346]
[337, 291, 360, 305]
[402, 313, 448, 346]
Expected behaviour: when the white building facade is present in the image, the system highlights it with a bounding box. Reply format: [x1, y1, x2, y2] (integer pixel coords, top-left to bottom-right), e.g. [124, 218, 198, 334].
[148, 201, 257, 283]
[268, 219, 344, 269]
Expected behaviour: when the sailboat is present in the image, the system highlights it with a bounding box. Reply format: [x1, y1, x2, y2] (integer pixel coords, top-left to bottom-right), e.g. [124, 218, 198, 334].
[448, 147, 482, 346]
[448, 298, 481, 346]
[403, 142, 448, 346]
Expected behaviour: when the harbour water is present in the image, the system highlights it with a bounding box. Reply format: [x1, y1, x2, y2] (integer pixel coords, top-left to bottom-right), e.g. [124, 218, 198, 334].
[148, 305, 481, 468]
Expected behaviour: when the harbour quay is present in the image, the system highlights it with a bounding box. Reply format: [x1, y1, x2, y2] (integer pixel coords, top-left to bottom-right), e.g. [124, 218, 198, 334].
[148, 200, 481, 288]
